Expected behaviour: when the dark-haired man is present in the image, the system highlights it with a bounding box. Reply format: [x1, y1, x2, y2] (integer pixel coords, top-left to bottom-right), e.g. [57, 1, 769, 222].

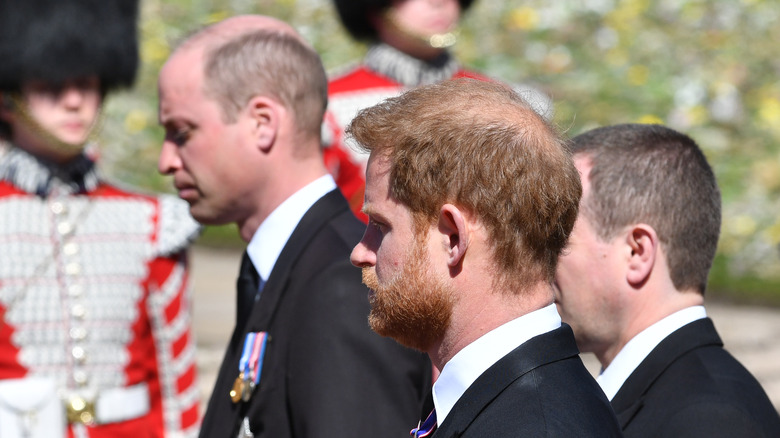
[556, 123, 780, 437]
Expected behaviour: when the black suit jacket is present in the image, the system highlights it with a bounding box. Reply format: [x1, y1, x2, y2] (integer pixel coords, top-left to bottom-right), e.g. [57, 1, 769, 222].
[199, 190, 432, 438]
[434, 324, 623, 437]
[612, 318, 780, 437]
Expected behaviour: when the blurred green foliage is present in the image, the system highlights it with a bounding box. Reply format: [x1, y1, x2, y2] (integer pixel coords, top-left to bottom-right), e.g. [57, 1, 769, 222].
[98, 0, 780, 302]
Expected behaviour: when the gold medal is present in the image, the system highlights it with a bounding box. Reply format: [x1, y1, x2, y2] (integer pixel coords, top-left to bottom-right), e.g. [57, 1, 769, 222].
[230, 372, 245, 403]
[232, 332, 269, 404]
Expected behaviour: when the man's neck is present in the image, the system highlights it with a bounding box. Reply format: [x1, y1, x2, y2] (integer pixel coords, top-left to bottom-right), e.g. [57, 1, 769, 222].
[244, 173, 336, 280]
[430, 281, 555, 370]
[430, 303, 562, 425]
[595, 305, 707, 401]
[598, 289, 704, 368]
[237, 153, 329, 242]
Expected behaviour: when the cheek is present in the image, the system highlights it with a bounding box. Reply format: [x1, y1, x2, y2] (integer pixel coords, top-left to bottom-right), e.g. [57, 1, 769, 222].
[555, 255, 592, 310]
[193, 126, 231, 171]
[556, 253, 583, 287]
[375, 240, 404, 279]
[24, 103, 57, 130]
[360, 227, 383, 257]
[83, 96, 102, 121]
[445, 2, 460, 23]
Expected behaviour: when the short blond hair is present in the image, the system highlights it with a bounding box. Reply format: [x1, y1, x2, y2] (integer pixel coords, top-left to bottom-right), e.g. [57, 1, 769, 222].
[202, 29, 327, 141]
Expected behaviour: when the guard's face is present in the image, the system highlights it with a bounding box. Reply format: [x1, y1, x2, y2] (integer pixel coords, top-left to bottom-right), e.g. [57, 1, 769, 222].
[5, 76, 102, 162]
[375, 0, 461, 59]
[389, 0, 461, 37]
[157, 48, 254, 226]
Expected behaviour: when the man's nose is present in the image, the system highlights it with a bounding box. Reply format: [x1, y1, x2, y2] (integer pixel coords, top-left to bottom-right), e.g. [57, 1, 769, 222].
[158, 141, 181, 175]
[350, 235, 376, 268]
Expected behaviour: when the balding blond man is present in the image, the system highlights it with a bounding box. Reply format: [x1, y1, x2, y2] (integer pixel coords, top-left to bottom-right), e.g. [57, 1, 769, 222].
[158, 15, 431, 438]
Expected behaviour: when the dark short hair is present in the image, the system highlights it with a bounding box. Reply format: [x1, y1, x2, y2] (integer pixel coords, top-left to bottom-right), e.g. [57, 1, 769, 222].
[570, 123, 721, 294]
[348, 78, 581, 290]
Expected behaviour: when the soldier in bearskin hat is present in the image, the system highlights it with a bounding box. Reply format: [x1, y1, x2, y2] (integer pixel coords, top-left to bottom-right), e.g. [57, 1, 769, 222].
[0, 1, 201, 437]
[323, 0, 551, 222]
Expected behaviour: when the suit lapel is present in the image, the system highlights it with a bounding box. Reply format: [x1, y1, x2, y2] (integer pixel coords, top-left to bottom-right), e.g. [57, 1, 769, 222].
[243, 189, 351, 330]
[611, 318, 723, 429]
[201, 191, 353, 437]
[615, 398, 644, 429]
[435, 325, 580, 437]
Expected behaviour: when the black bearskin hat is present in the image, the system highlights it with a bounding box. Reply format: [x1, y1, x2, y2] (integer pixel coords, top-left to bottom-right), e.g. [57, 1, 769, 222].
[0, 0, 139, 93]
[333, 0, 475, 42]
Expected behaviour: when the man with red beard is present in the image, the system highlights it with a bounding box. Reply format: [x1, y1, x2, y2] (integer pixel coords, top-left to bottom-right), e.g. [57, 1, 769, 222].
[349, 79, 622, 437]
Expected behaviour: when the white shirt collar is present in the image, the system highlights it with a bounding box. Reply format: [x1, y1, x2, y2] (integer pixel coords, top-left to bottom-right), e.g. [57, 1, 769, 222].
[432, 303, 561, 424]
[246, 175, 336, 281]
[597, 305, 707, 401]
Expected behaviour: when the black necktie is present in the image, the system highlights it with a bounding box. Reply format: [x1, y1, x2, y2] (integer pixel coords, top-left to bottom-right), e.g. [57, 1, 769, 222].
[236, 251, 260, 331]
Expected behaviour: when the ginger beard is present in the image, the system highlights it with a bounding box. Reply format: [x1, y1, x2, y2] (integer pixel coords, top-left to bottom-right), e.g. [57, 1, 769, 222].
[362, 235, 455, 352]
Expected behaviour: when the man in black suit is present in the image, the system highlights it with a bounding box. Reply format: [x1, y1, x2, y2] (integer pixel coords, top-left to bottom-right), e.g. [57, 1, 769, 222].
[555, 123, 780, 437]
[348, 79, 622, 437]
[157, 15, 431, 438]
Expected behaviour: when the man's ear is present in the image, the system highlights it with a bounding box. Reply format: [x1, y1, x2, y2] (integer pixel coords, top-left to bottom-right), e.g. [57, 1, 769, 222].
[245, 95, 280, 152]
[438, 204, 470, 269]
[625, 224, 658, 287]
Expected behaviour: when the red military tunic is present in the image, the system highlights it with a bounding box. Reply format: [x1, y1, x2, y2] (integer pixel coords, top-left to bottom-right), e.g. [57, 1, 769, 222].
[0, 143, 201, 437]
[323, 43, 489, 222]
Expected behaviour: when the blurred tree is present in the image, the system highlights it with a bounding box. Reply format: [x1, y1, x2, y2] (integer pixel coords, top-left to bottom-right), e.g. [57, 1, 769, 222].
[98, 0, 780, 291]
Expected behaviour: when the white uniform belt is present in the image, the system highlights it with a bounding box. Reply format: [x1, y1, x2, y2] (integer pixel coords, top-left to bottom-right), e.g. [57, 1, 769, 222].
[65, 382, 150, 425]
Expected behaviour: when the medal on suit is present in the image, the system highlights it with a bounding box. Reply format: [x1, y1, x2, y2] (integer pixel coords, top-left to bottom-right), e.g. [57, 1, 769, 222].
[231, 332, 269, 404]
[230, 372, 245, 403]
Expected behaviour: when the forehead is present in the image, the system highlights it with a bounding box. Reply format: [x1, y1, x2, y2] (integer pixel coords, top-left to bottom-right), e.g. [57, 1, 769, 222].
[158, 48, 207, 116]
[365, 153, 389, 187]
[363, 154, 412, 220]
[364, 154, 392, 208]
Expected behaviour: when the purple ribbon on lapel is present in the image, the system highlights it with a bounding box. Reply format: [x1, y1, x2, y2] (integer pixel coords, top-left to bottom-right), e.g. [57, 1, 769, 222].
[410, 409, 437, 437]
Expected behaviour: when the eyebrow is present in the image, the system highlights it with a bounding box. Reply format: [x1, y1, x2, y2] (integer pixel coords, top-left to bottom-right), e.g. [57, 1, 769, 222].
[361, 203, 387, 223]
[158, 114, 188, 128]
[361, 203, 375, 217]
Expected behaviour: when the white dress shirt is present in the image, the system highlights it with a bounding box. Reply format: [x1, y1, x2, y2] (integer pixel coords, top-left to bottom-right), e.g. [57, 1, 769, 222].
[246, 175, 337, 283]
[597, 305, 707, 401]
[432, 304, 562, 425]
